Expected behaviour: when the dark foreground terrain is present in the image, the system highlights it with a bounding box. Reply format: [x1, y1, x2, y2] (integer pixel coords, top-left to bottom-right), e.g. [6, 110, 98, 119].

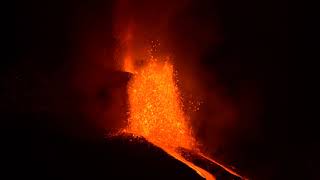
[1, 113, 247, 179]
[1, 113, 201, 179]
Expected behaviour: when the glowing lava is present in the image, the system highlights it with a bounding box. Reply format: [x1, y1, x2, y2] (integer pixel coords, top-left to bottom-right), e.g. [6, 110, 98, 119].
[125, 57, 195, 150]
[120, 42, 214, 179]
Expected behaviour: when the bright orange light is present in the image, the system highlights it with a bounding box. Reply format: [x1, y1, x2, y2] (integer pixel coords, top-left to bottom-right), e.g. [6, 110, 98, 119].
[124, 56, 196, 150]
[120, 41, 216, 179]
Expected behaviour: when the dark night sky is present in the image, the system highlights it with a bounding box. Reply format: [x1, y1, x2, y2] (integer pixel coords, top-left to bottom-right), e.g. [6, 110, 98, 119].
[1, 0, 296, 179]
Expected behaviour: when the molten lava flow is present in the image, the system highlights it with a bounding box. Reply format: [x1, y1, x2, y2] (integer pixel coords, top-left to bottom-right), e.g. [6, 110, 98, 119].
[121, 45, 214, 179]
[199, 153, 243, 178]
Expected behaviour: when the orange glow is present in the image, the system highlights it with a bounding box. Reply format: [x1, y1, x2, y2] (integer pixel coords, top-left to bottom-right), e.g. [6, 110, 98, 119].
[124, 56, 195, 150]
[112, 1, 244, 179]
[120, 39, 215, 179]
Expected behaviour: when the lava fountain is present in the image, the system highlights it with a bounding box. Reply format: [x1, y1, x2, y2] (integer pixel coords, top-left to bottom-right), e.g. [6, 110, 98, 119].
[118, 37, 214, 179]
[113, 1, 243, 178]
[124, 51, 195, 150]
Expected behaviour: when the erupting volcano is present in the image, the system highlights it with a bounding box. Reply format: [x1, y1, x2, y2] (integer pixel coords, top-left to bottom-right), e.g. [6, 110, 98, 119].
[115, 36, 242, 179]
[111, 1, 244, 179]
[122, 41, 214, 178]
[4, 0, 289, 179]
[121, 43, 211, 179]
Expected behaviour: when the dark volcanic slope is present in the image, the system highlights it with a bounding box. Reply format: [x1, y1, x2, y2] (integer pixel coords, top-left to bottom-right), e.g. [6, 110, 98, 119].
[105, 134, 204, 179]
[2, 113, 246, 180]
[1, 114, 203, 179]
